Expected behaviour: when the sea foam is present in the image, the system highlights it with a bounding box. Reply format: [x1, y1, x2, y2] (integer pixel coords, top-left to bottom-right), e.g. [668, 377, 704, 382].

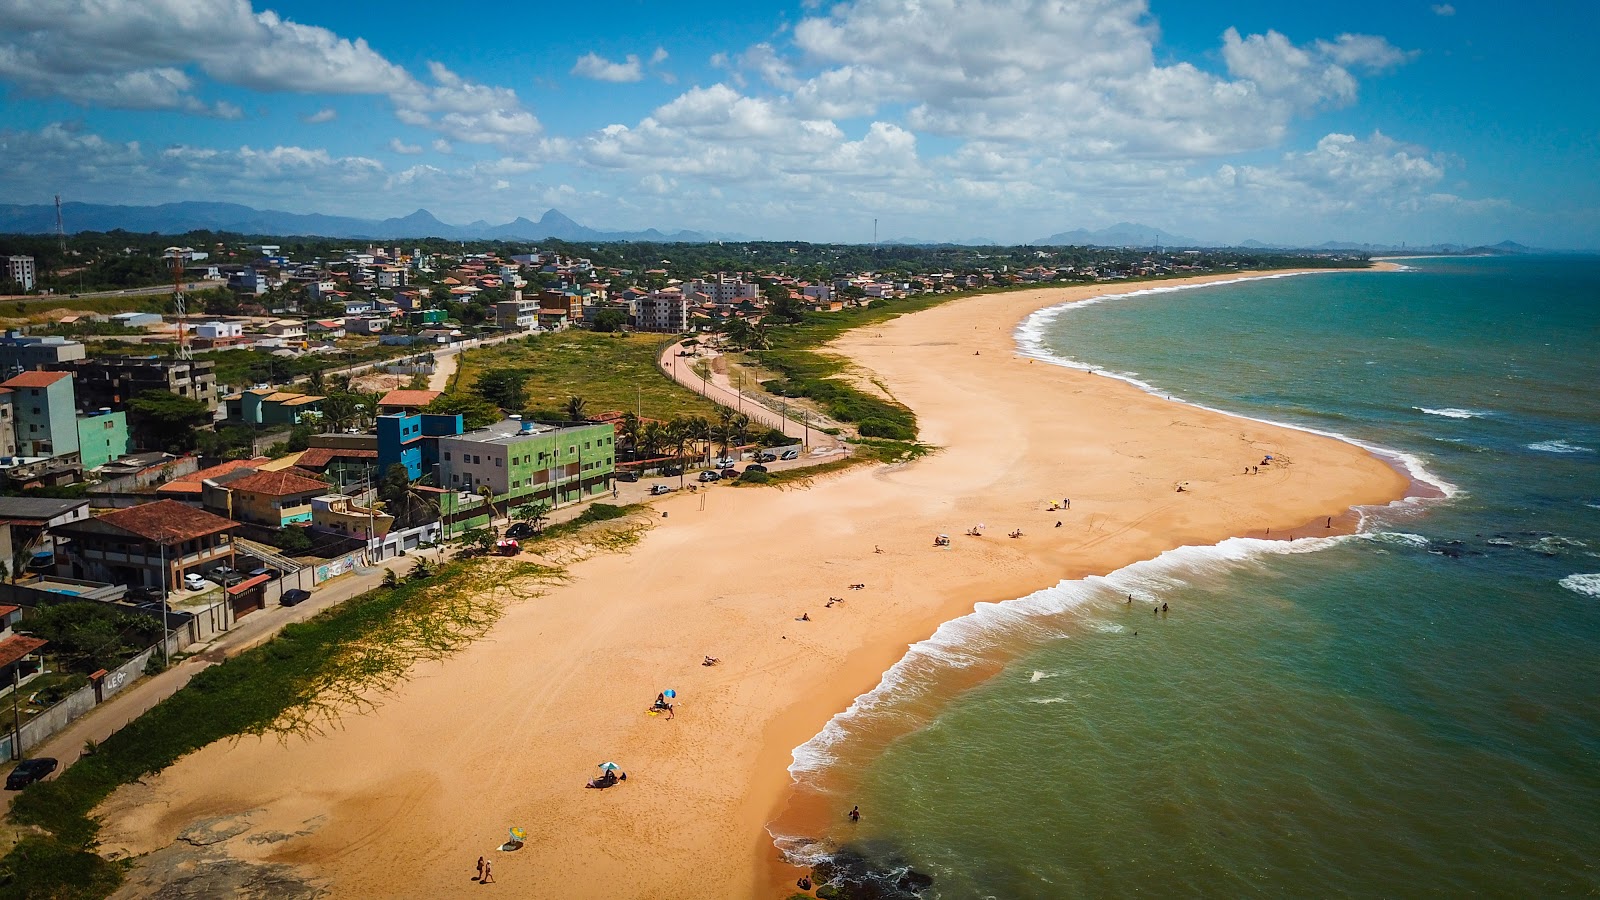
[1559, 573, 1600, 598]
[787, 533, 1348, 780]
[1013, 273, 1461, 503]
[1528, 440, 1594, 454]
[1415, 407, 1485, 419]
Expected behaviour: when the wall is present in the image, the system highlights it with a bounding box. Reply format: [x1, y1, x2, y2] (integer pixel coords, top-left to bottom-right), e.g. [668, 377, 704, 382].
[1, 645, 155, 762]
[92, 456, 200, 493]
[76, 411, 130, 471]
[312, 551, 363, 585]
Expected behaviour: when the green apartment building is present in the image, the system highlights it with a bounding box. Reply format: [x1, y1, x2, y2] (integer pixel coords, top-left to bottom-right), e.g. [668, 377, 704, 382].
[436, 418, 615, 509]
[75, 410, 130, 470]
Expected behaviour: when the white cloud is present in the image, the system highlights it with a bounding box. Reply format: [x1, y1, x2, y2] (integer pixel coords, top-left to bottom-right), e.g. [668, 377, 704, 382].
[432, 138, 453, 154]
[650, 47, 669, 65]
[0, 0, 409, 113]
[390, 62, 542, 149]
[1432, 4, 1456, 15]
[303, 107, 338, 124]
[572, 52, 644, 83]
[389, 138, 423, 154]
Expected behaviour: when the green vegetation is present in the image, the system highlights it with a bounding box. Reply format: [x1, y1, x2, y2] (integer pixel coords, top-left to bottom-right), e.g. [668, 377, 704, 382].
[455, 332, 719, 422]
[125, 389, 212, 452]
[0, 558, 556, 899]
[20, 603, 162, 674]
[198, 343, 417, 388]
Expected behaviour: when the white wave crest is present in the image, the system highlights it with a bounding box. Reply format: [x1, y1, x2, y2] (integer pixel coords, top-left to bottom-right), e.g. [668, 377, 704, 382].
[1415, 407, 1484, 419]
[1528, 440, 1594, 454]
[1011, 274, 1460, 505]
[1026, 697, 1069, 704]
[1559, 573, 1600, 598]
[1028, 670, 1060, 682]
[788, 532, 1349, 779]
[1359, 531, 1431, 548]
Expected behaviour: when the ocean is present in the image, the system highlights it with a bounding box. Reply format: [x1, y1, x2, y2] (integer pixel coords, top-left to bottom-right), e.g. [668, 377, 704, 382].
[780, 256, 1600, 897]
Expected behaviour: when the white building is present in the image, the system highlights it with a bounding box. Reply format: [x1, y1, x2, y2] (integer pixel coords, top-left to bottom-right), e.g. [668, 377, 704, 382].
[195, 321, 244, 339]
[802, 284, 832, 302]
[495, 297, 539, 331]
[5, 256, 35, 291]
[682, 277, 758, 306]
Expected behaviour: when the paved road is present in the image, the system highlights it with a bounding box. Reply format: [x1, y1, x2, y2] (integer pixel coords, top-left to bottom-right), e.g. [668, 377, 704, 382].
[656, 340, 844, 449]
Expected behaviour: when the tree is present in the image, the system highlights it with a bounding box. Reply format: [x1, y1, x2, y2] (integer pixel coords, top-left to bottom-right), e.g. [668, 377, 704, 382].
[769, 293, 806, 323]
[515, 500, 551, 533]
[286, 423, 314, 452]
[666, 417, 693, 489]
[619, 412, 641, 459]
[24, 602, 162, 674]
[318, 392, 362, 432]
[640, 420, 666, 459]
[126, 390, 211, 451]
[473, 368, 528, 410]
[271, 526, 313, 554]
[565, 395, 587, 422]
[589, 308, 626, 332]
[457, 526, 494, 555]
[382, 568, 400, 587]
[425, 391, 501, 430]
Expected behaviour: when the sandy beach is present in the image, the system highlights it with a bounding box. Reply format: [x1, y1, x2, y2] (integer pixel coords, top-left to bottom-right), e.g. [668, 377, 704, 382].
[93, 269, 1410, 898]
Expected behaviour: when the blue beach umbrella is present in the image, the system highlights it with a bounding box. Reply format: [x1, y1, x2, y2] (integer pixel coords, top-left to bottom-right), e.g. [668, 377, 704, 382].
[599, 761, 619, 771]
[663, 689, 677, 699]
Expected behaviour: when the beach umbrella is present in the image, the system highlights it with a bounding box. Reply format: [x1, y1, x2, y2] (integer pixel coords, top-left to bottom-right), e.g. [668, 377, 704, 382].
[598, 761, 619, 771]
[663, 689, 677, 699]
[509, 827, 527, 842]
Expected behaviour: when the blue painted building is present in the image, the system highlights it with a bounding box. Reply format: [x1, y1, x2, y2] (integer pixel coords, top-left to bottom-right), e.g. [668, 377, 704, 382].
[377, 412, 464, 481]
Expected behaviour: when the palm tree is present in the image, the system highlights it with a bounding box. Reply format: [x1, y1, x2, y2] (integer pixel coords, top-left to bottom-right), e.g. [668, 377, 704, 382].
[732, 412, 751, 453]
[666, 417, 693, 489]
[307, 369, 326, 395]
[686, 415, 711, 468]
[565, 395, 587, 423]
[619, 412, 641, 459]
[640, 421, 666, 460]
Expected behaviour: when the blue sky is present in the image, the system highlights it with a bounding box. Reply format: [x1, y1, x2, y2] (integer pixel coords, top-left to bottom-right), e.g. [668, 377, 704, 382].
[1, 0, 1595, 247]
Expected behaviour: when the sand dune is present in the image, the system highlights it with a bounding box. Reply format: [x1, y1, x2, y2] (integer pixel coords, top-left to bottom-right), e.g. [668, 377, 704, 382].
[95, 270, 1408, 898]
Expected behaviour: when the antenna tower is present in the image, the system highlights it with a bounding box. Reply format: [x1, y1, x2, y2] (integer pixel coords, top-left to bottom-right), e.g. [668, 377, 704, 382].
[172, 253, 192, 360]
[54, 194, 66, 252]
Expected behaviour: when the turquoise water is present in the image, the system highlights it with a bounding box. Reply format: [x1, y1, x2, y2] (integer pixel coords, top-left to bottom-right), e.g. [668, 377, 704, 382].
[788, 257, 1600, 897]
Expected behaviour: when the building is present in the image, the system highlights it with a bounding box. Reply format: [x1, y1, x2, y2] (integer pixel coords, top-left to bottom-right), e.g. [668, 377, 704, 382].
[637, 288, 689, 332]
[201, 467, 330, 527]
[49, 357, 219, 412]
[311, 494, 393, 545]
[225, 389, 324, 426]
[376, 411, 463, 482]
[288, 447, 378, 487]
[683, 277, 759, 306]
[341, 297, 375, 316]
[155, 457, 270, 501]
[52, 499, 239, 591]
[344, 316, 387, 335]
[195, 321, 243, 339]
[2, 371, 78, 458]
[4, 256, 34, 292]
[0, 606, 47, 690]
[108, 312, 162, 328]
[377, 389, 441, 415]
[437, 418, 614, 507]
[0, 496, 90, 581]
[227, 267, 267, 295]
[495, 297, 539, 331]
[0, 390, 15, 457]
[376, 267, 407, 289]
[0, 333, 86, 374]
[406, 308, 447, 327]
[74, 409, 129, 470]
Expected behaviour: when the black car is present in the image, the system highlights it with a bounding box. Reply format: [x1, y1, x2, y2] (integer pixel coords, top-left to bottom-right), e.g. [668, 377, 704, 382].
[744, 464, 769, 473]
[280, 588, 312, 607]
[126, 585, 164, 602]
[615, 470, 640, 482]
[758, 453, 777, 463]
[505, 523, 535, 539]
[6, 758, 58, 790]
[661, 466, 682, 476]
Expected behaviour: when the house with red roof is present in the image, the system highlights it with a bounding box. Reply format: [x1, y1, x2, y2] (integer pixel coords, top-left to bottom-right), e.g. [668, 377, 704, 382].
[51, 499, 240, 591]
[200, 467, 330, 527]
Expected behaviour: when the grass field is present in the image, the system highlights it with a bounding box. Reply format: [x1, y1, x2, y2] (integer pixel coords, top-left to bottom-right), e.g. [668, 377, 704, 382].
[454, 331, 722, 420]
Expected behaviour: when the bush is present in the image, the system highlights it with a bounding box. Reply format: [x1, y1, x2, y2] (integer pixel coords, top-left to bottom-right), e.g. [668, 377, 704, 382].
[857, 418, 914, 440]
[270, 526, 313, 554]
[736, 469, 771, 485]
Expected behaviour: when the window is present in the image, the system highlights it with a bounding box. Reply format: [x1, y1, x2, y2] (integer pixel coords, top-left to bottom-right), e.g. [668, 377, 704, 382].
[31, 407, 39, 415]
[495, 458, 501, 467]
[444, 451, 451, 460]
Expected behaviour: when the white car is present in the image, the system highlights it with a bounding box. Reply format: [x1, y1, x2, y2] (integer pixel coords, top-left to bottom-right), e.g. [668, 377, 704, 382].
[183, 573, 207, 591]
[780, 449, 801, 460]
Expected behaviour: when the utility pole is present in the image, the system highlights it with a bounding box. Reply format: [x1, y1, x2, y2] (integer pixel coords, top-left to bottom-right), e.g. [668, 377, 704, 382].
[159, 543, 170, 668]
[54, 194, 65, 253]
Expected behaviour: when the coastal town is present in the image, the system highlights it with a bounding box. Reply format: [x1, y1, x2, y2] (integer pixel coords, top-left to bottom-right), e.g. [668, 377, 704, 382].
[0, 234, 1381, 898]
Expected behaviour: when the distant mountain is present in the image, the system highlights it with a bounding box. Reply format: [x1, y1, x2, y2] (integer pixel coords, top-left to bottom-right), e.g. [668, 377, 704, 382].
[0, 200, 732, 243]
[1035, 222, 1204, 248]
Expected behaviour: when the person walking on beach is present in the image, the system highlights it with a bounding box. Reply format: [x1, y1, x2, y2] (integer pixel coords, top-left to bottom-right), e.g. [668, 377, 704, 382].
[849, 805, 861, 823]
[481, 861, 495, 884]
[475, 857, 485, 881]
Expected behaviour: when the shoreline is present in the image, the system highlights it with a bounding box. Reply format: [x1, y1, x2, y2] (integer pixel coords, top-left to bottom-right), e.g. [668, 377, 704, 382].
[90, 267, 1412, 899]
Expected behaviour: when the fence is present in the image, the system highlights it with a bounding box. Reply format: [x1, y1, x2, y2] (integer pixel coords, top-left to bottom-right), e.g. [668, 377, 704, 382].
[1, 645, 156, 762]
[312, 552, 363, 585]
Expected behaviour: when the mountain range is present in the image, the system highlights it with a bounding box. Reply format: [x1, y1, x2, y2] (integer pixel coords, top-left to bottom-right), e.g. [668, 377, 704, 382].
[1034, 222, 1204, 248]
[0, 200, 734, 243]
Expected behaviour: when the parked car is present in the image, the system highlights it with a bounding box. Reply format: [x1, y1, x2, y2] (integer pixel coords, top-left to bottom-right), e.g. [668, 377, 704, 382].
[505, 522, 535, 539]
[758, 452, 777, 463]
[280, 588, 312, 607]
[248, 566, 279, 581]
[780, 449, 801, 460]
[650, 484, 674, 496]
[715, 458, 737, 470]
[127, 585, 163, 602]
[744, 464, 769, 473]
[615, 470, 640, 482]
[661, 466, 682, 476]
[211, 567, 245, 587]
[699, 470, 721, 483]
[183, 572, 207, 591]
[5, 758, 57, 790]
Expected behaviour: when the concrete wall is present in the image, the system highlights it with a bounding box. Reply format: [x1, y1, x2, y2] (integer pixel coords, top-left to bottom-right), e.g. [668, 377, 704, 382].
[1, 645, 155, 762]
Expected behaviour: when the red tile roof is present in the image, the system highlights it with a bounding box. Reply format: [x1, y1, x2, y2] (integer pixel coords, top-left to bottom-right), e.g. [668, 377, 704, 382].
[0, 605, 19, 618]
[223, 468, 330, 498]
[378, 389, 441, 409]
[157, 457, 270, 495]
[0, 634, 47, 669]
[1, 371, 71, 389]
[294, 447, 378, 469]
[91, 499, 239, 543]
